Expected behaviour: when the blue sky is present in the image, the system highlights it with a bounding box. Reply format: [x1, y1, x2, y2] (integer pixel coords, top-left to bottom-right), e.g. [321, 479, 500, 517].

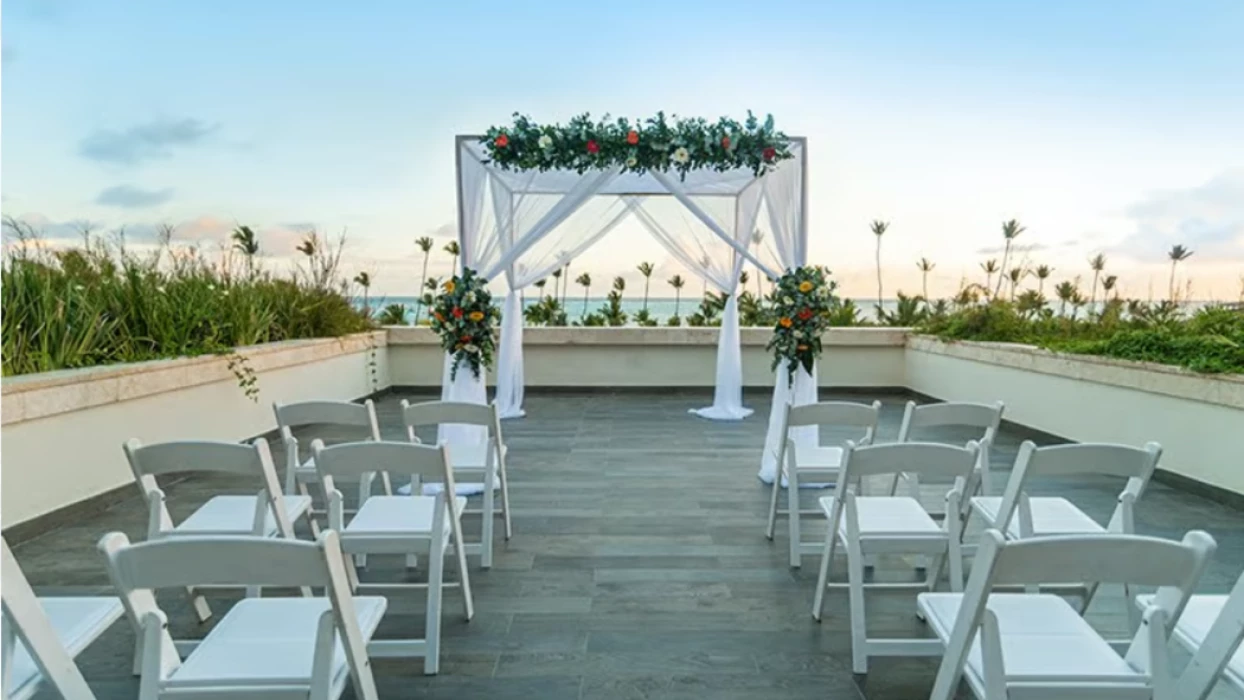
[3, 0, 1242, 298]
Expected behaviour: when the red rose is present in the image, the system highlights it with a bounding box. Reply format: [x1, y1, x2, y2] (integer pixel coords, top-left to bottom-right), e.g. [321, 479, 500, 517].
[721, 136, 731, 149]
[494, 134, 509, 148]
[763, 146, 776, 162]
[586, 140, 600, 154]
[626, 130, 639, 145]
[797, 308, 813, 321]
[460, 335, 471, 343]
[452, 307, 464, 319]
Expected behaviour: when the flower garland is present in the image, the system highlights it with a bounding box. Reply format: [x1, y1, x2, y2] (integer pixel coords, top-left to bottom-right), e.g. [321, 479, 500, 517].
[766, 266, 837, 384]
[482, 112, 793, 178]
[429, 268, 498, 380]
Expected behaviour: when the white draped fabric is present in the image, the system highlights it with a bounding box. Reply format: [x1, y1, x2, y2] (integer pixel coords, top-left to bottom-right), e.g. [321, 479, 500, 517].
[445, 136, 808, 458]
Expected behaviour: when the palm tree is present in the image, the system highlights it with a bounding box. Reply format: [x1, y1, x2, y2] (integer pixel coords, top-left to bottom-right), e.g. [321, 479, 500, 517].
[354, 271, 372, 316]
[1006, 266, 1024, 300]
[231, 225, 260, 276]
[995, 219, 1026, 297]
[1033, 264, 1054, 295]
[414, 236, 434, 322]
[1102, 275, 1118, 300]
[751, 229, 766, 299]
[443, 240, 460, 274]
[916, 257, 936, 301]
[551, 268, 564, 306]
[669, 274, 686, 317]
[534, 278, 547, 299]
[1167, 244, 1194, 301]
[560, 260, 571, 306]
[1054, 281, 1076, 317]
[980, 259, 1000, 294]
[637, 262, 655, 312]
[576, 272, 592, 317]
[1088, 253, 1107, 308]
[871, 220, 889, 309]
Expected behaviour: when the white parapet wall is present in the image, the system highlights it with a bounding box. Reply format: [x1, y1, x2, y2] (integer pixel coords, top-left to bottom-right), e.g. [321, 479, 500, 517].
[0, 332, 388, 529]
[905, 335, 1244, 495]
[385, 326, 909, 388]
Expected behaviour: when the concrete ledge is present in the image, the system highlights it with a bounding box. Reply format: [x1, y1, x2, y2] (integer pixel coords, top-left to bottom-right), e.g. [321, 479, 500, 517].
[1, 332, 386, 426]
[908, 335, 1244, 410]
[385, 325, 909, 347]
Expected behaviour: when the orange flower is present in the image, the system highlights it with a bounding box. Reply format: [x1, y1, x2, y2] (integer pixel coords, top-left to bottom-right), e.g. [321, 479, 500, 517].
[468, 311, 484, 322]
[443, 280, 455, 293]
[779, 317, 793, 328]
[798, 281, 813, 293]
[797, 344, 809, 351]
[494, 133, 509, 148]
[626, 130, 639, 145]
[433, 311, 444, 322]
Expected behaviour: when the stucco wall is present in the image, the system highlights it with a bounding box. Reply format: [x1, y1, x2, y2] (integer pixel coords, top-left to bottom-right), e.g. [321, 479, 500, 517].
[0, 333, 388, 528]
[905, 336, 1244, 495]
[385, 326, 908, 388]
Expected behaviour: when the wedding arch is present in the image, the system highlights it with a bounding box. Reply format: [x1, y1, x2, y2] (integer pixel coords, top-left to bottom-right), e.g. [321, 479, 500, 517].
[440, 114, 816, 482]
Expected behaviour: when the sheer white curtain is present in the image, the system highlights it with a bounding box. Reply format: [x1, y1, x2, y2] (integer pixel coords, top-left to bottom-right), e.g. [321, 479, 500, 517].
[757, 140, 817, 484]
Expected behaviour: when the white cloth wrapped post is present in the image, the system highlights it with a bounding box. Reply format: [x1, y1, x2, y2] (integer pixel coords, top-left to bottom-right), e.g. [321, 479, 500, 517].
[759, 359, 819, 484]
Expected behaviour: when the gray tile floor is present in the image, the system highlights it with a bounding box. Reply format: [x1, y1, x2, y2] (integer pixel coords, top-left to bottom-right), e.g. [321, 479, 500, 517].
[9, 389, 1244, 699]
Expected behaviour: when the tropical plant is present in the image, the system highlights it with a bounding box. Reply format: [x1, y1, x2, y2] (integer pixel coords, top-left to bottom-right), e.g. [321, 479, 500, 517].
[916, 257, 936, 302]
[1006, 266, 1024, 300]
[443, 240, 460, 273]
[1102, 275, 1118, 300]
[1088, 253, 1107, 307]
[637, 261, 655, 312]
[877, 292, 926, 327]
[414, 236, 434, 322]
[377, 303, 407, 325]
[668, 274, 686, 317]
[1015, 289, 1047, 319]
[980, 259, 1000, 295]
[231, 225, 260, 276]
[576, 272, 592, 317]
[598, 276, 628, 326]
[827, 298, 864, 326]
[353, 271, 372, 317]
[1168, 244, 1194, 301]
[871, 220, 889, 310]
[1054, 281, 1077, 317]
[1033, 264, 1053, 295]
[523, 296, 568, 326]
[995, 219, 1026, 297]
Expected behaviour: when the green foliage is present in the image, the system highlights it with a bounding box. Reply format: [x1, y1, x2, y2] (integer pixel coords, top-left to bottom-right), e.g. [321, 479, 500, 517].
[523, 297, 568, 326]
[596, 276, 628, 326]
[482, 111, 793, 178]
[1, 238, 372, 379]
[687, 292, 726, 327]
[826, 298, 864, 327]
[377, 303, 408, 325]
[766, 266, 837, 383]
[427, 268, 497, 380]
[632, 308, 659, 327]
[876, 292, 927, 326]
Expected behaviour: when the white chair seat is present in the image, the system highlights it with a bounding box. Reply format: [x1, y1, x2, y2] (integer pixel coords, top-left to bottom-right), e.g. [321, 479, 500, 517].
[176, 495, 313, 536]
[822, 496, 944, 538]
[919, 592, 1143, 684]
[971, 496, 1104, 538]
[442, 443, 506, 470]
[1138, 593, 1244, 690]
[169, 597, 386, 690]
[2, 597, 123, 699]
[345, 495, 468, 542]
[784, 445, 843, 473]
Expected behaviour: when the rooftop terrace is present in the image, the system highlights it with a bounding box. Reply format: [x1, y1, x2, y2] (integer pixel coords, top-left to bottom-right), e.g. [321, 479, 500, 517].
[9, 389, 1244, 699]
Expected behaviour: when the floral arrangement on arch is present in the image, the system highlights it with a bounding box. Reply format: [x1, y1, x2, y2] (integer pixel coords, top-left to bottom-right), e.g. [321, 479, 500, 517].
[766, 266, 837, 384]
[481, 112, 793, 178]
[430, 268, 498, 380]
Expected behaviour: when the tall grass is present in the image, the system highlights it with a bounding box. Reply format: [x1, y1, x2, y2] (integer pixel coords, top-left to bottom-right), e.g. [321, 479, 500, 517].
[2, 223, 372, 377]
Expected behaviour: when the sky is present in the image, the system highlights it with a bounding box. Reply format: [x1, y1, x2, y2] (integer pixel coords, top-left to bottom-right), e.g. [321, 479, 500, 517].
[2, 0, 1243, 301]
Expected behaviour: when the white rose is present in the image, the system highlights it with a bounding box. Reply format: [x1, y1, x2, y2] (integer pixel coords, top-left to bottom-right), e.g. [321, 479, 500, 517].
[782, 296, 794, 305]
[464, 292, 476, 304]
[538, 134, 553, 149]
[464, 344, 480, 354]
[625, 156, 638, 168]
[671, 147, 690, 164]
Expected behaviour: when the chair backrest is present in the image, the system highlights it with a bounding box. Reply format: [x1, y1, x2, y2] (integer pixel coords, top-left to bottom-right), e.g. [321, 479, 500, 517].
[992, 440, 1162, 534]
[1, 539, 98, 700]
[842, 440, 981, 482]
[1177, 570, 1244, 700]
[273, 400, 381, 478]
[930, 529, 1216, 700]
[311, 440, 458, 500]
[897, 400, 1003, 442]
[98, 531, 375, 698]
[786, 400, 881, 431]
[401, 400, 497, 431]
[122, 438, 289, 538]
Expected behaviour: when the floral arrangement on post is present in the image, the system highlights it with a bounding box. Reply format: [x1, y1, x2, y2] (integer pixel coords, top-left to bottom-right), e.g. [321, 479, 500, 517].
[429, 268, 498, 380]
[766, 266, 837, 384]
[482, 112, 793, 178]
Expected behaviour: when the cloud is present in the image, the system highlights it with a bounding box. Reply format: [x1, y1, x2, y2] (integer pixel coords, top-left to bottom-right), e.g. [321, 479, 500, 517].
[976, 242, 1052, 256]
[427, 222, 456, 239]
[1112, 169, 1244, 262]
[95, 185, 174, 209]
[78, 118, 218, 165]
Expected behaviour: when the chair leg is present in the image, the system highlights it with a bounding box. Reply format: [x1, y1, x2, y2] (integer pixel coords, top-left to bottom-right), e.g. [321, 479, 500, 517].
[424, 543, 445, 675]
[481, 481, 495, 570]
[498, 463, 513, 541]
[812, 524, 838, 621]
[186, 586, 212, 623]
[765, 476, 781, 540]
[406, 554, 419, 569]
[788, 481, 802, 568]
[948, 539, 964, 593]
[847, 539, 869, 674]
[343, 550, 361, 592]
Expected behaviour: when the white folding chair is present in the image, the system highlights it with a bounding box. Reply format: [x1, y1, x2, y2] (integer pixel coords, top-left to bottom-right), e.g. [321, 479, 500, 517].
[765, 400, 881, 568]
[123, 438, 313, 623]
[970, 440, 1162, 625]
[273, 399, 393, 528]
[888, 400, 1004, 504]
[811, 441, 980, 673]
[99, 531, 381, 700]
[919, 529, 1215, 700]
[1140, 569, 1244, 699]
[313, 439, 474, 675]
[401, 400, 512, 569]
[1, 539, 123, 700]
